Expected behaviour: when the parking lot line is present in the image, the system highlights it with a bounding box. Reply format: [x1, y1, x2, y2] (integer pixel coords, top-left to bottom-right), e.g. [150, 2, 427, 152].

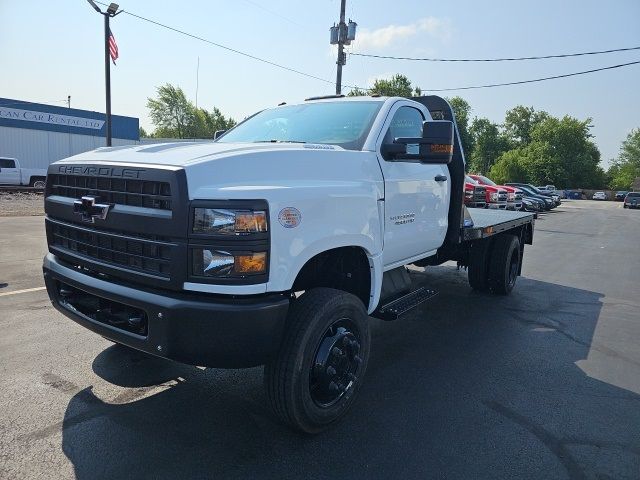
[0, 286, 46, 297]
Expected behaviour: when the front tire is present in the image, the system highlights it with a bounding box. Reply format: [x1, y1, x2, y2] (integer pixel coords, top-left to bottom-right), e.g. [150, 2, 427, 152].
[264, 288, 370, 433]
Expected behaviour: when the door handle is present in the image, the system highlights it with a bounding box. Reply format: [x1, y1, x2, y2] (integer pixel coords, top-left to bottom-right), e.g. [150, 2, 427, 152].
[434, 175, 448, 182]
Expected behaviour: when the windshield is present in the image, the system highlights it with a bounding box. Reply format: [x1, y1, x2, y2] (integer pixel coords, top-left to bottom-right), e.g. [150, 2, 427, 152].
[475, 175, 497, 186]
[465, 175, 478, 184]
[626, 192, 640, 198]
[218, 101, 383, 151]
[518, 186, 537, 195]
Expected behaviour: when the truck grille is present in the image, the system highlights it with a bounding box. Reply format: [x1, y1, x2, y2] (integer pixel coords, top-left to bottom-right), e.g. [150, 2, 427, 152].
[48, 174, 172, 210]
[515, 192, 523, 201]
[473, 187, 486, 203]
[498, 192, 508, 202]
[49, 220, 172, 278]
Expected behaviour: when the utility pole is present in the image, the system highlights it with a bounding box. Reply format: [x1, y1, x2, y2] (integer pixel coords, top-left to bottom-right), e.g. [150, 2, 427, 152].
[67, 95, 71, 109]
[87, 1, 121, 147]
[335, 0, 346, 95]
[329, 1, 356, 95]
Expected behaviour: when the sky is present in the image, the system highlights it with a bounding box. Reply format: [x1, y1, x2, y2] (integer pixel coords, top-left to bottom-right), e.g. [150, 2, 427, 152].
[1, 0, 639, 166]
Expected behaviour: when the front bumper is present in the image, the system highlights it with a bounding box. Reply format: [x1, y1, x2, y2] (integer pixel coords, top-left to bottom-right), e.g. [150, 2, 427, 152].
[487, 202, 507, 209]
[43, 253, 289, 368]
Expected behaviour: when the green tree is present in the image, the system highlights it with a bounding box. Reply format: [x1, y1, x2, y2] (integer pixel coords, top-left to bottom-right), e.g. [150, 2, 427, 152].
[347, 74, 421, 97]
[489, 149, 528, 184]
[468, 117, 511, 173]
[490, 114, 604, 188]
[146, 84, 236, 139]
[147, 84, 195, 138]
[503, 105, 549, 146]
[607, 128, 640, 190]
[446, 96, 473, 156]
[138, 126, 148, 138]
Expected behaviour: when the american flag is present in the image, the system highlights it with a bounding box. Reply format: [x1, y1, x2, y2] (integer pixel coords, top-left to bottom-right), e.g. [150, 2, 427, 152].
[108, 28, 119, 65]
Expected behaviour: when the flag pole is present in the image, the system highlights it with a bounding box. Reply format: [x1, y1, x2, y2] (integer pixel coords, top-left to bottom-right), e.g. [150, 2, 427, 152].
[104, 14, 112, 146]
[87, 1, 121, 147]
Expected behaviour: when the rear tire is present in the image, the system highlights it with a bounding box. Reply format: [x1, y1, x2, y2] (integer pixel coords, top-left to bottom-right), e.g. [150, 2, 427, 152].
[264, 288, 370, 433]
[468, 239, 491, 292]
[488, 234, 521, 295]
[30, 178, 46, 188]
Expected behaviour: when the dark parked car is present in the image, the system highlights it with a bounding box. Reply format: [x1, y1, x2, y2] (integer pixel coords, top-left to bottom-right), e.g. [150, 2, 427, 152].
[624, 192, 640, 209]
[507, 184, 555, 210]
[506, 183, 561, 206]
[615, 191, 629, 201]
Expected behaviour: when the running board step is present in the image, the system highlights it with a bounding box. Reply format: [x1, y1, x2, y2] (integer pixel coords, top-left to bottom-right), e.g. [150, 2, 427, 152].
[372, 287, 438, 321]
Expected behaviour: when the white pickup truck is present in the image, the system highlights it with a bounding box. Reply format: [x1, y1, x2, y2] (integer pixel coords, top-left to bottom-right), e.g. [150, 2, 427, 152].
[42, 95, 535, 432]
[0, 157, 47, 188]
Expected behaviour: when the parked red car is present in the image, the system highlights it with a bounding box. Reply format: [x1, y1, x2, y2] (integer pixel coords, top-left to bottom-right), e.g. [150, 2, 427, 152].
[465, 175, 508, 209]
[468, 174, 523, 210]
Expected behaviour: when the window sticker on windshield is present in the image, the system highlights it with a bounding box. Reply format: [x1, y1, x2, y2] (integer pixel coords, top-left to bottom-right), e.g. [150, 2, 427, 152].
[278, 207, 302, 228]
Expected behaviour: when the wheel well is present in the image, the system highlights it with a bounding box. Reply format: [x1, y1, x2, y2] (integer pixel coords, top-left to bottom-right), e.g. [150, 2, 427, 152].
[29, 176, 46, 185]
[292, 247, 371, 308]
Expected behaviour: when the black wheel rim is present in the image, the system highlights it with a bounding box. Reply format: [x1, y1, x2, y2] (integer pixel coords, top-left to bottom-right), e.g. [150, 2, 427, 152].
[309, 318, 362, 408]
[508, 248, 519, 287]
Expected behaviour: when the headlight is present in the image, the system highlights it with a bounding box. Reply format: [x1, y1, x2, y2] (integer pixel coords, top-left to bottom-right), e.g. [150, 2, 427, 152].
[192, 249, 267, 277]
[490, 192, 499, 202]
[193, 208, 268, 235]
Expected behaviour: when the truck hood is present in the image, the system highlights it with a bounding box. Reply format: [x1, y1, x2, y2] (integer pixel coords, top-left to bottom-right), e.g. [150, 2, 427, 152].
[53, 141, 383, 201]
[55, 142, 347, 167]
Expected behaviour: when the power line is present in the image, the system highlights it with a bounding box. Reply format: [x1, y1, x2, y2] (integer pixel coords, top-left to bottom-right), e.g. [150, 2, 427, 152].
[90, 3, 637, 95]
[351, 46, 640, 62]
[94, 1, 343, 87]
[421, 60, 640, 92]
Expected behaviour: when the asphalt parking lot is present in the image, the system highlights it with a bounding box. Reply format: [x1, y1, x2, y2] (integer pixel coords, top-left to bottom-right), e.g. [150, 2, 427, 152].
[1, 200, 639, 479]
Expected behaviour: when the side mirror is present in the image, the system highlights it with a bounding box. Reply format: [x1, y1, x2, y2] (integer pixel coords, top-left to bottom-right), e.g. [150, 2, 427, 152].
[214, 129, 227, 140]
[382, 120, 454, 164]
[418, 120, 454, 164]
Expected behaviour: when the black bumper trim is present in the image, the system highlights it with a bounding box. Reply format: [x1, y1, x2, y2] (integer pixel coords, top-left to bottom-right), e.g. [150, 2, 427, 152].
[43, 253, 289, 368]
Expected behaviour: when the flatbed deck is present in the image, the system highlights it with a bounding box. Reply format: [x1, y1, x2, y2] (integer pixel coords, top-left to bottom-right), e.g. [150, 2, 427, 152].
[462, 208, 535, 241]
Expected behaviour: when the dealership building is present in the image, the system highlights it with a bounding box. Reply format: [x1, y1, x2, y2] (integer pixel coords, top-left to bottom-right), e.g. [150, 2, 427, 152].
[0, 97, 139, 171]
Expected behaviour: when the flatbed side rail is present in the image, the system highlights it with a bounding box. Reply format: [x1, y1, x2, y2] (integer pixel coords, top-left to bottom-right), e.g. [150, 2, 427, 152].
[462, 213, 535, 242]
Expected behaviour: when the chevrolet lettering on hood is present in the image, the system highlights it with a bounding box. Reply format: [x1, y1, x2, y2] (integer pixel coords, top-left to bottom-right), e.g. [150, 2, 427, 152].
[57, 165, 145, 178]
[73, 196, 112, 223]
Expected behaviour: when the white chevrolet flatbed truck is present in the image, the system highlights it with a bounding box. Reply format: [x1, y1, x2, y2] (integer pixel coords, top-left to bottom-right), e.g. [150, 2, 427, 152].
[42, 95, 535, 432]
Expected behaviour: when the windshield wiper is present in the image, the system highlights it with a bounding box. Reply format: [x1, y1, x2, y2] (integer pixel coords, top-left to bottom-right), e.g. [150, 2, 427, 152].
[253, 139, 307, 144]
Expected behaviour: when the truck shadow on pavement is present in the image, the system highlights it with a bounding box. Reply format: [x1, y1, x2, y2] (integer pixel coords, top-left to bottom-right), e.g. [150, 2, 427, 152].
[60, 267, 640, 480]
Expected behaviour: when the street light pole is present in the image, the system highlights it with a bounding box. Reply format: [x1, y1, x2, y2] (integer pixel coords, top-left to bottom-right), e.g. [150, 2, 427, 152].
[87, 1, 121, 147]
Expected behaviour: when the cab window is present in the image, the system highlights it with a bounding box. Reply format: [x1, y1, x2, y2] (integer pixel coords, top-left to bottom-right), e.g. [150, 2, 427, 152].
[383, 106, 424, 156]
[0, 159, 16, 168]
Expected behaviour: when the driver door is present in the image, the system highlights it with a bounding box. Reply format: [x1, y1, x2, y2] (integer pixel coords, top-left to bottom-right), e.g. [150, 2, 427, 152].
[376, 103, 450, 268]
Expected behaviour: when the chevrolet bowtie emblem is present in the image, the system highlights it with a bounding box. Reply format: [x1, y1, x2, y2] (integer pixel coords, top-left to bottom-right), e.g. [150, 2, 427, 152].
[73, 196, 112, 223]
